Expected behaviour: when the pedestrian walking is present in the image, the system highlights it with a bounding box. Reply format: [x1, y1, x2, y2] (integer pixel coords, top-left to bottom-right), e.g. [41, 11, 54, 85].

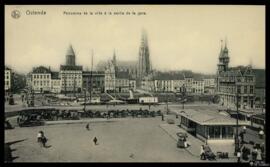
[200, 145, 205, 160]
[93, 137, 98, 145]
[161, 114, 164, 121]
[38, 131, 47, 147]
[86, 123, 90, 130]
[256, 148, 262, 163]
[240, 131, 244, 144]
[237, 149, 241, 163]
[251, 147, 258, 162]
[243, 126, 246, 133]
[37, 131, 42, 143]
[259, 129, 264, 139]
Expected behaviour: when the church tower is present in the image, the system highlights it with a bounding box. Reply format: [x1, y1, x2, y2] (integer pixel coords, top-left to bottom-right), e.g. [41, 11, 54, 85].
[66, 44, 76, 66]
[217, 39, 230, 74]
[138, 29, 151, 80]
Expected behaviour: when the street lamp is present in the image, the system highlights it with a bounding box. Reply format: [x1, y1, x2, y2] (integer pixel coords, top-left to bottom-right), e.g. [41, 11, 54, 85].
[181, 84, 186, 110]
[83, 88, 86, 112]
[234, 93, 240, 157]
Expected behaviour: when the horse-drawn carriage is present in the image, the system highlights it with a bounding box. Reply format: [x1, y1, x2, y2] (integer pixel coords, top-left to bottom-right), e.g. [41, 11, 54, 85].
[17, 113, 45, 127]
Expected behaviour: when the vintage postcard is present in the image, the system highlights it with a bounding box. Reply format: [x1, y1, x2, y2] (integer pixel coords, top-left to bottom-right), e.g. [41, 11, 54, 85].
[5, 5, 265, 163]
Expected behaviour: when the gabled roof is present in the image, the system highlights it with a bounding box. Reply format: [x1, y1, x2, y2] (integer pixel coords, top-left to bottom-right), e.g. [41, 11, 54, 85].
[179, 109, 249, 126]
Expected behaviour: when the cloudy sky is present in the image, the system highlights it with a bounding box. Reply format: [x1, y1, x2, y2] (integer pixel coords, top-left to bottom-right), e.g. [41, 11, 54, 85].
[5, 5, 265, 74]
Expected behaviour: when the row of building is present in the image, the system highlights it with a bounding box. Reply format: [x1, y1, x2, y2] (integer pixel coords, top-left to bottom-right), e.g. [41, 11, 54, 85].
[4, 31, 265, 111]
[22, 44, 215, 95]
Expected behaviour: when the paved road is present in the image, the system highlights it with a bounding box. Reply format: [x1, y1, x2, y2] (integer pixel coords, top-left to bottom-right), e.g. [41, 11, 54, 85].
[5, 117, 203, 162]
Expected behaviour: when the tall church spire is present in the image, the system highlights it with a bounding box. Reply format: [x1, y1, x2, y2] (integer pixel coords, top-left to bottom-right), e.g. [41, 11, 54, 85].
[219, 39, 224, 57]
[112, 49, 117, 67]
[138, 29, 150, 81]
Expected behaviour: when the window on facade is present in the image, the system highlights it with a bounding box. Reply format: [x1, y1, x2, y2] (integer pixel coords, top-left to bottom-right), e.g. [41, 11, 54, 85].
[208, 126, 221, 139]
[243, 97, 248, 103]
[237, 86, 241, 94]
[250, 86, 253, 94]
[244, 86, 247, 94]
[221, 126, 234, 139]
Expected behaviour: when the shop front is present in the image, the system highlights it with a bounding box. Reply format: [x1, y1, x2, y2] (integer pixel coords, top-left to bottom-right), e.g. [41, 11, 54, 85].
[179, 109, 249, 143]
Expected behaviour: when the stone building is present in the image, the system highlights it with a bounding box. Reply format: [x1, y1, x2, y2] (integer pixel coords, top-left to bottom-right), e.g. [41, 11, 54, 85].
[51, 71, 61, 93]
[192, 78, 205, 95]
[60, 45, 83, 93]
[5, 66, 12, 92]
[203, 78, 216, 94]
[82, 71, 105, 94]
[31, 66, 51, 93]
[216, 40, 255, 109]
[253, 69, 265, 109]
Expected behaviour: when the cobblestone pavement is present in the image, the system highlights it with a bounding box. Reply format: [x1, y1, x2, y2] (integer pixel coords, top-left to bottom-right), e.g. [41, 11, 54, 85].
[5, 117, 206, 162]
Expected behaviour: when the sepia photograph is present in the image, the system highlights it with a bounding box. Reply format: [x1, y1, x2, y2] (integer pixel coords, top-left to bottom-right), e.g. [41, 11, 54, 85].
[4, 5, 266, 163]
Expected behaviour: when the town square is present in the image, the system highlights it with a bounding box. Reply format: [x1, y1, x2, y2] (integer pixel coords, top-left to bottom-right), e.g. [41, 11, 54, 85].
[4, 5, 266, 163]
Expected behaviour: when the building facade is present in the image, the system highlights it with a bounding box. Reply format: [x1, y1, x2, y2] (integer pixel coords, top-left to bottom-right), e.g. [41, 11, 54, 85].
[5, 66, 11, 92]
[104, 60, 116, 93]
[203, 78, 216, 95]
[253, 69, 265, 109]
[216, 41, 255, 109]
[60, 65, 83, 93]
[31, 66, 51, 93]
[51, 72, 61, 93]
[60, 45, 83, 93]
[82, 71, 105, 94]
[192, 79, 205, 95]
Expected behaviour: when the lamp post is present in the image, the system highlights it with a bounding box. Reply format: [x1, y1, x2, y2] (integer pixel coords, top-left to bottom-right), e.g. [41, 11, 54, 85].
[83, 88, 86, 112]
[234, 93, 240, 157]
[181, 84, 186, 110]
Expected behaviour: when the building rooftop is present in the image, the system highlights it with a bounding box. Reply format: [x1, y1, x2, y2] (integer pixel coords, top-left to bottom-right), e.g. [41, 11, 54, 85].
[154, 72, 185, 80]
[83, 71, 105, 75]
[60, 65, 83, 71]
[219, 65, 254, 78]
[32, 66, 51, 73]
[179, 109, 249, 126]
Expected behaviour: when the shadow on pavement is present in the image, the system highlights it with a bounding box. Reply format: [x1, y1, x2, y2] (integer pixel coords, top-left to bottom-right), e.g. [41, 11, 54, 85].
[5, 139, 27, 163]
[6, 138, 27, 146]
[44, 145, 52, 148]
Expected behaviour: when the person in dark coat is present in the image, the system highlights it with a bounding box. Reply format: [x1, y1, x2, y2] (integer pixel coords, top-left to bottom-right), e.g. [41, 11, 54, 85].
[93, 137, 98, 145]
[86, 123, 90, 130]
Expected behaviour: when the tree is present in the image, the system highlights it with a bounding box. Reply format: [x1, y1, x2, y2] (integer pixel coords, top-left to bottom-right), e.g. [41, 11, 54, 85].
[11, 72, 26, 94]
